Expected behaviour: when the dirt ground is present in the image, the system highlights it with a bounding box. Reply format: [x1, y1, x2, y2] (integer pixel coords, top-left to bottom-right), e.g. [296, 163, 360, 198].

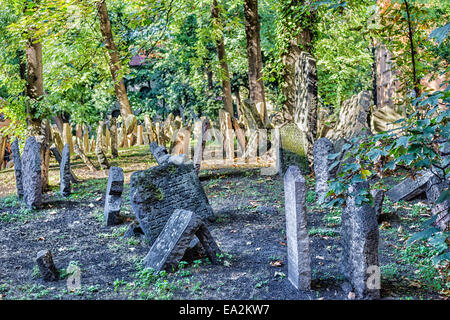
[0, 145, 448, 300]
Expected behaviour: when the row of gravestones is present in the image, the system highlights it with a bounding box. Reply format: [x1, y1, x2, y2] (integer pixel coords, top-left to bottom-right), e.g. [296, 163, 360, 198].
[103, 142, 221, 272]
[11, 137, 73, 209]
[284, 136, 449, 299]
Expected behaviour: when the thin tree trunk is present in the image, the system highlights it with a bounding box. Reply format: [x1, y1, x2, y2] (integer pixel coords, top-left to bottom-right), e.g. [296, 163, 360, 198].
[97, 0, 133, 122]
[243, 0, 267, 126]
[403, 0, 420, 99]
[211, 0, 246, 151]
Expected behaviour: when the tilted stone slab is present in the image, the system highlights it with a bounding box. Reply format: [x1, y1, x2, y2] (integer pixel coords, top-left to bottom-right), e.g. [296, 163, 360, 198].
[130, 162, 215, 243]
[341, 181, 380, 299]
[35, 249, 59, 281]
[144, 209, 220, 272]
[104, 166, 124, 226]
[386, 170, 434, 203]
[284, 166, 311, 290]
[60, 144, 71, 197]
[11, 139, 24, 198]
[22, 137, 42, 209]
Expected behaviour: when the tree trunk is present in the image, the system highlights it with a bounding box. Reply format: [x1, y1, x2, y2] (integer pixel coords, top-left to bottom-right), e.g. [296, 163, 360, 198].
[97, 0, 133, 122]
[26, 38, 50, 192]
[243, 0, 267, 126]
[211, 0, 246, 152]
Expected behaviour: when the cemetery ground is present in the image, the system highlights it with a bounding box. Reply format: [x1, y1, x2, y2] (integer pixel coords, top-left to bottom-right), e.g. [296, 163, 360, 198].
[0, 145, 448, 300]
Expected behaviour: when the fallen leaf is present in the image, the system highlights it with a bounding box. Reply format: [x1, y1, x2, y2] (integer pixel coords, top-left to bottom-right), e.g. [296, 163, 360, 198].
[348, 292, 356, 300]
[270, 260, 283, 267]
[37, 237, 45, 241]
[279, 241, 286, 246]
[316, 255, 325, 260]
[274, 271, 285, 278]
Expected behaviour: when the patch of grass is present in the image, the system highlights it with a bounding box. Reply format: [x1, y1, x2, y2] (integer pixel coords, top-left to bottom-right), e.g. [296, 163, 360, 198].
[309, 227, 339, 238]
[0, 206, 39, 223]
[306, 190, 316, 203]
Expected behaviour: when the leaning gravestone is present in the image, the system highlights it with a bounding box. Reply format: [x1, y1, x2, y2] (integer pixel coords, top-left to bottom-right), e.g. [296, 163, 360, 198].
[313, 137, 335, 202]
[104, 167, 124, 226]
[11, 139, 24, 198]
[341, 181, 380, 299]
[149, 142, 170, 165]
[426, 172, 449, 231]
[385, 170, 434, 202]
[60, 144, 71, 197]
[284, 166, 311, 290]
[144, 209, 221, 271]
[130, 162, 215, 244]
[22, 136, 42, 209]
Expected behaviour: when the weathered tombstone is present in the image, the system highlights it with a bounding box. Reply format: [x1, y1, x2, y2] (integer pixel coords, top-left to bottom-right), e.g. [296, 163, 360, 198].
[193, 119, 211, 172]
[136, 125, 144, 146]
[62, 122, 74, 154]
[11, 139, 24, 198]
[104, 167, 124, 226]
[60, 144, 71, 197]
[95, 122, 110, 169]
[50, 146, 78, 183]
[385, 170, 434, 202]
[82, 130, 89, 154]
[219, 110, 234, 160]
[21, 137, 42, 209]
[149, 142, 170, 165]
[293, 52, 318, 168]
[313, 137, 335, 202]
[35, 249, 59, 281]
[284, 166, 311, 290]
[278, 123, 309, 175]
[110, 117, 118, 158]
[129, 162, 215, 243]
[341, 181, 380, 299]
[144, 209, 221, 271]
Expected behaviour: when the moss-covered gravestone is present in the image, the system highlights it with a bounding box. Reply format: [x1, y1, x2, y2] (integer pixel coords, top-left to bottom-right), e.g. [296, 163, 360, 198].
[278, 123, 309, 175]
[130, 162, 215, 244]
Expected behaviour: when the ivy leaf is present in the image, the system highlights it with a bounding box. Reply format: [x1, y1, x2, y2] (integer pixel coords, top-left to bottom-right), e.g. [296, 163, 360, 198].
[407, 227, 440, 245]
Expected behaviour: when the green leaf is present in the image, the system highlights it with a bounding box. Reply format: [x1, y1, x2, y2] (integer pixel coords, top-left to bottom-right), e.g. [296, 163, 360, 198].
[407, 227, 440, 245]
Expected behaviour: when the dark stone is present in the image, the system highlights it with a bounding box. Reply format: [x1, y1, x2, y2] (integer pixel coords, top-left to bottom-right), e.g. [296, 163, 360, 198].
[144, 209, 220, 272]
[426, 173, 449, 231]
[341, 181, 380, 299]
[371, 189, 385, 216]
[11, 139, 23, 198]
[104, 167, 124, 226]
[60, 144, 71, 197]
[149, 142, 170, 165]
[35, 250, 59, 281]
[130, 162, 215, 243]
[123, 221, 145, 238]
[50, 146, 78, 183]
[21, 137, 42, 210]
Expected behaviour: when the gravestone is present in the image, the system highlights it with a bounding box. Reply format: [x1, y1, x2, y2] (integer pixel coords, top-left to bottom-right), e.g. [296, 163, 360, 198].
[60, 144, 71, 197]
[35, 250, 59, 281]
[110, 117, 118, 158]
[294, 52, 318, 167]
[386, 170, 434, 202]
[144, 209, 221, 271]
[426, 173, 449, 231]
[341, 181, 380, 299]
[22, 137, 42, 209]
[371, 189, 385, 217]
[104, 167, 124, 226]
[313, 137, 335, 202]
[51, 146, 78, 183]
[95, 122, 110, 169]
[130, 162, 215, 244]
[284, 166, 311, 290]
[149, 142, 170, 165]
[278, 123, 309, 175]
[11, 139, 24, 198]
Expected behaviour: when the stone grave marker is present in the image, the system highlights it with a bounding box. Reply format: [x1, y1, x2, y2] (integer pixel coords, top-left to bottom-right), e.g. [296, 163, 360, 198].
[60, 144, 71, 197]
[104, 167, 124, 226]
[22, 136, 42, 209]
[149, 142, 170, 165]
[130, 162, 215, 243]
[313, 137, 335, 202]
[385, 170, 434, 202]
[11, 139, 24, 198]
[341, 181, 380, 299]
[35, 250, 59, 281]
[144, 209, 220, 271]
[284, 166, 311, 290]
